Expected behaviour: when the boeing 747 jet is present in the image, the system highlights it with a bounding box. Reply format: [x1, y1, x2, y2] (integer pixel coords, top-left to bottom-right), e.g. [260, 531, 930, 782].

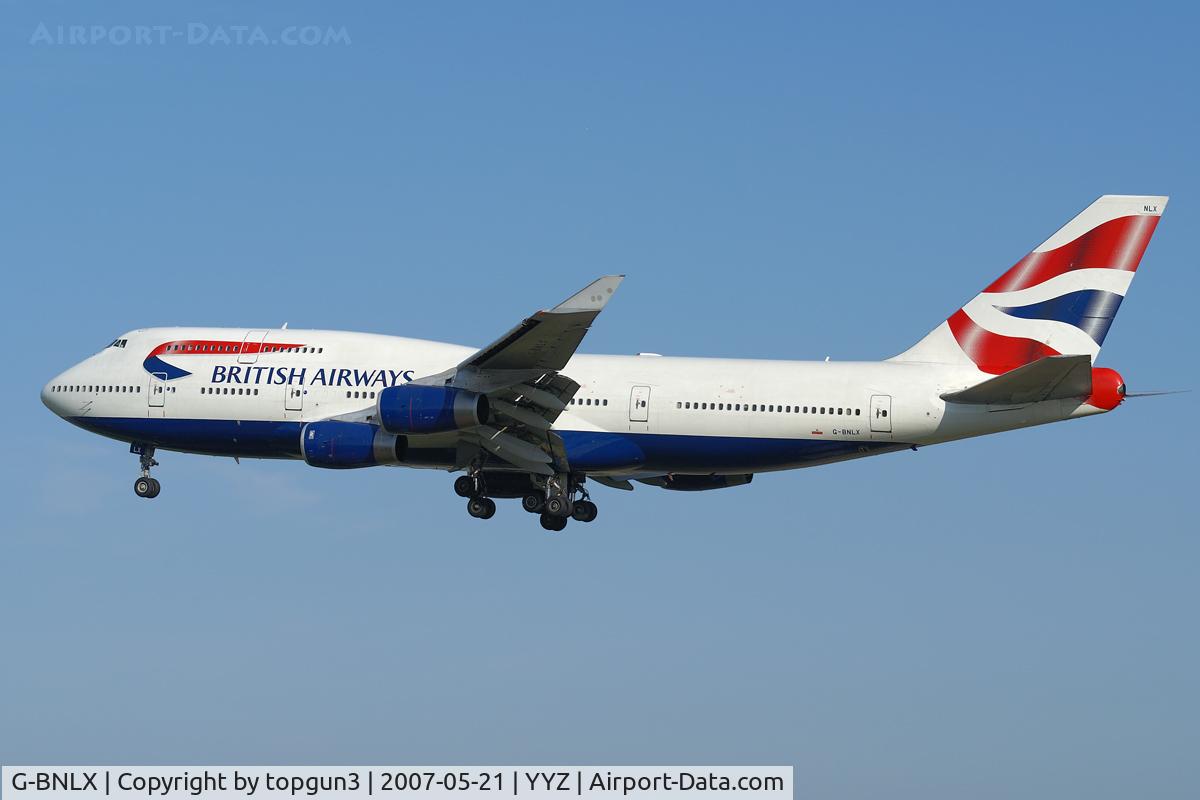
[42, 195, 1167, 530]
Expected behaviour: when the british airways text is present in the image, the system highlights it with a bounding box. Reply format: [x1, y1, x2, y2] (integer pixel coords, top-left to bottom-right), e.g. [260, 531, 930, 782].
[210, 366, 414, 387]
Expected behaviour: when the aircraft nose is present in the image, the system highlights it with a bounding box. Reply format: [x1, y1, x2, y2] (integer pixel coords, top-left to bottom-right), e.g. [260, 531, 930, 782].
[42, 373, 68, 416]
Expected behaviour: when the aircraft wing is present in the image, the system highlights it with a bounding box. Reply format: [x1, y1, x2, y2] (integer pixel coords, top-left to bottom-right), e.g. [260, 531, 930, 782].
[410, 275, 624, 474]
[460, 275, 624, 372]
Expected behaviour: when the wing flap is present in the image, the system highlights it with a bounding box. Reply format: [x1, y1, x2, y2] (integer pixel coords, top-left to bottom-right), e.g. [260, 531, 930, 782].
[941, 354, 1093, 405]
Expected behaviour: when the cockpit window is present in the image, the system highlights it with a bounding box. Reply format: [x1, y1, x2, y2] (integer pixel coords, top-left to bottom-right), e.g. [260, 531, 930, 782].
[107, 338, 128, 349]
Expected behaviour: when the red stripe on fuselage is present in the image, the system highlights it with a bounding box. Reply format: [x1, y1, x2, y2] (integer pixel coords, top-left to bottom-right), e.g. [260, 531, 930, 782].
[147, 339, 307, 358]
[984, 214, 1159, 293]
[948, 309, 1059, 375]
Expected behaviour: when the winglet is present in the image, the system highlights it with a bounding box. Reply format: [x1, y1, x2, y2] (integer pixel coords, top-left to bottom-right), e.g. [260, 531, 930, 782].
[551, 275, 625, 313]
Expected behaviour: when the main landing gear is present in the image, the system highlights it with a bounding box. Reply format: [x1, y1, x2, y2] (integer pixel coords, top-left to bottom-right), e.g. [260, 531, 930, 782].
[454, 471, 599, 531]
[455, 474, 497, 519]
[131, 444, 161, 499]
[532, 473, 598, 531]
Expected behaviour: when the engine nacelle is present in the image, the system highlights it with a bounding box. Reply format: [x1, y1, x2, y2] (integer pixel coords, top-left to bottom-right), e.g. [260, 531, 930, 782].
[301, 421, 402, 469]
[377, 384, 489, 435]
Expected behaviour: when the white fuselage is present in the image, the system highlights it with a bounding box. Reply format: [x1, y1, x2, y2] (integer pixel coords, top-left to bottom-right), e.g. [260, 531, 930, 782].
[41, 326, 1107, 477]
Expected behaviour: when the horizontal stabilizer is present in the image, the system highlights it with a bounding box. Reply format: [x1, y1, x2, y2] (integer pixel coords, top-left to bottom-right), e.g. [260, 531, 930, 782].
[941, 354, 1093, 405]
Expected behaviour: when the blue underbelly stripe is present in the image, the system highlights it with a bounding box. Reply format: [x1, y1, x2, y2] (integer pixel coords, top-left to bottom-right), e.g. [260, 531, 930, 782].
[556, 429, 902, 472]
[67, 417, 906, 472]
[67, 417, 304, 459]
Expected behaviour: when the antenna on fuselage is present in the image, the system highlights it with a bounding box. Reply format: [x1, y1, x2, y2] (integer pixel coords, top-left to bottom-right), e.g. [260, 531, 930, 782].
[281, 322, 288, 329]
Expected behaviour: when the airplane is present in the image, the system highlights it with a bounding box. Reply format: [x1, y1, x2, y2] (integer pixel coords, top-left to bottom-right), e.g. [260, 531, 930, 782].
[42, 195, 1169, 531]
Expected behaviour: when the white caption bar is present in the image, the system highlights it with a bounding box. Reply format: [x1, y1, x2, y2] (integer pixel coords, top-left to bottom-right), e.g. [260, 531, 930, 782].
[2, 768, 792, 800]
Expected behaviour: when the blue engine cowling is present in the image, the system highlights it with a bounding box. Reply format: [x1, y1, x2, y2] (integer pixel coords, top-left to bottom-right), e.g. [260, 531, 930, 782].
[377, 384, 489, 435]
[301, 421, 403, 469]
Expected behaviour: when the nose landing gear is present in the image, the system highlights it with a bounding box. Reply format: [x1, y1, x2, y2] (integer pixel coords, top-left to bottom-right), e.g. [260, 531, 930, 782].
[131, 443, 161, 499]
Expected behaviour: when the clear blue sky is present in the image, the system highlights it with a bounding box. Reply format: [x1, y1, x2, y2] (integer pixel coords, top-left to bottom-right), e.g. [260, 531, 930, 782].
[2, 2, 1197, 797]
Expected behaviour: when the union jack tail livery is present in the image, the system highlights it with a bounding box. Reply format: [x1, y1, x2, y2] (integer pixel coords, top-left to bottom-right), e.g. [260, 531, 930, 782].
[893, 195, 1167, 373]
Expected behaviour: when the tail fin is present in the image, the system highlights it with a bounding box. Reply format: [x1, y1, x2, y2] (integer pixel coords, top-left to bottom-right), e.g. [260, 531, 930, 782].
[892, 195, 1167, 373]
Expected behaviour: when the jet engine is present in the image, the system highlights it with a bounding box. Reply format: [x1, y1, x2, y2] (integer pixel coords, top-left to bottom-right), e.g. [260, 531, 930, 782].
[301, 421, 403, 469]
[377, 384, 489, 435]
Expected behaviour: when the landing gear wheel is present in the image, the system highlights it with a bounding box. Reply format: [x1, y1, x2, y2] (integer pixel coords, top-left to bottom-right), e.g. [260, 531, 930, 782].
[521, 493, 544, 514]
[571, 500, 597, 523]
[467, 496, 496, 519]
[454, 475, 478, 498]
[540, 513, 568, 532]
[146, 478, 161, 498]
[134, 477, 155, 498]
[544, 495, 572, 518]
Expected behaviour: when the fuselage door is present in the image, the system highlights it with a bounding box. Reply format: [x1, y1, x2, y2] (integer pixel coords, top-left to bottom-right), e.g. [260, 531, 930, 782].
[238, 330, 269, 364]
[148, 372, 167, 412]
[870, 394, 892, 434]
[285, 384, 304, 413]
[629, 385, 651, 422]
